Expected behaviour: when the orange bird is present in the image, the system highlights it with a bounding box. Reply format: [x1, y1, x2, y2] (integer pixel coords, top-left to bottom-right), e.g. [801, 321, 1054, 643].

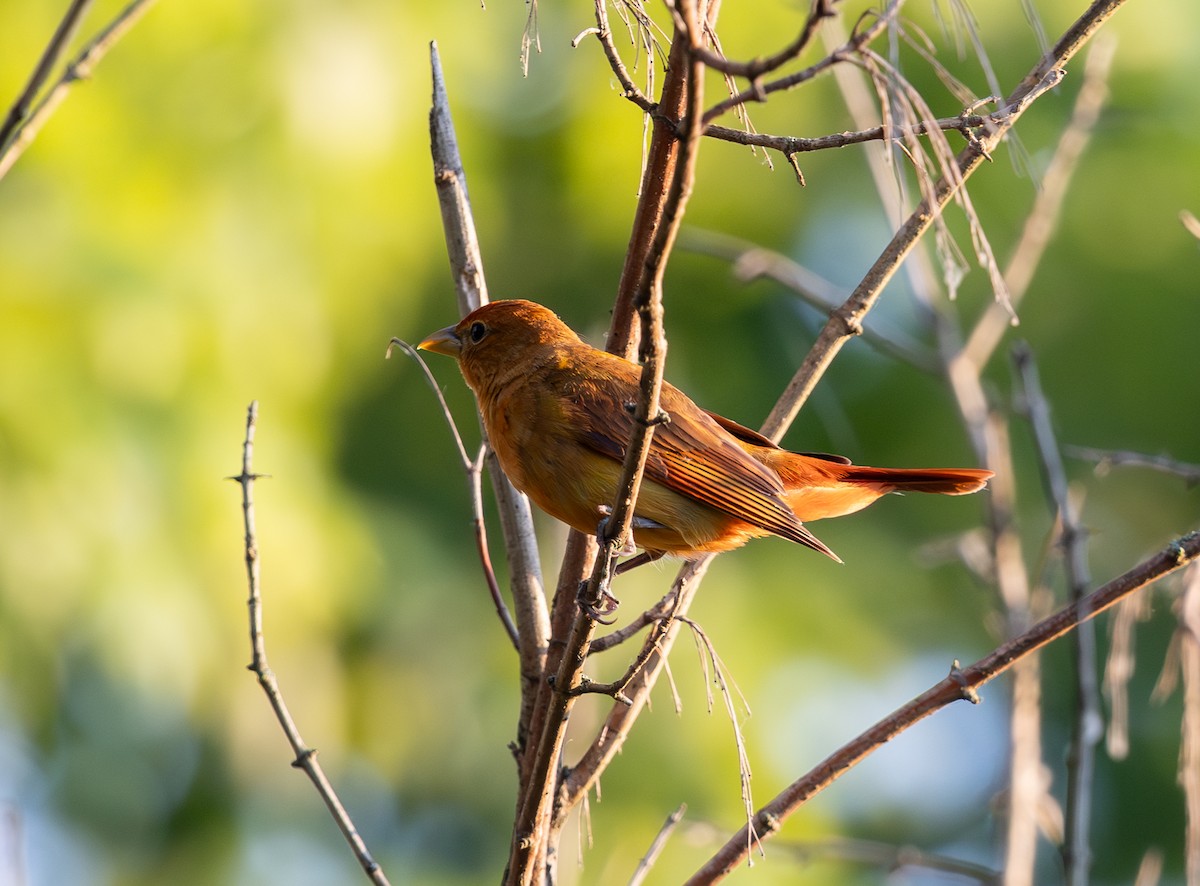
[419, 300, 991, 564]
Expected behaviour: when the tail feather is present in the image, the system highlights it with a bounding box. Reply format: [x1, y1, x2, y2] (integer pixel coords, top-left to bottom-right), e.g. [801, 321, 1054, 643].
[840, 466, 993, 496]
[777, 462, 992, 523]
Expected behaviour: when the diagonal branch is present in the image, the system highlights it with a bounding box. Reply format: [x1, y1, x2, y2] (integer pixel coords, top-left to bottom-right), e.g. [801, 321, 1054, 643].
[0, 0, 95, 156]
[0, 0, 159, 181]
[758, 0, 1118, 440]
[687, 529, 1200, 883]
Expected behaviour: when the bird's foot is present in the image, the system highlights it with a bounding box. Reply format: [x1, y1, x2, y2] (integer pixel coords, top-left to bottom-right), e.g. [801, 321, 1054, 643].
[576, 580, 620, 624]
[595, 508, 637, 556]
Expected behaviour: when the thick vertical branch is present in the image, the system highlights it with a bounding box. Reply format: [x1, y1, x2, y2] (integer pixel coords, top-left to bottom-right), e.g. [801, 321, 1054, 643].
[506, 4, 711, 883]
[606, 9, 694, 357]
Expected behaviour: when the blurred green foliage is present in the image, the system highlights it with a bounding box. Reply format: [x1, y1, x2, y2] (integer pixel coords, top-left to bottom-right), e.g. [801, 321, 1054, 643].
[1, 1, 1197, 884]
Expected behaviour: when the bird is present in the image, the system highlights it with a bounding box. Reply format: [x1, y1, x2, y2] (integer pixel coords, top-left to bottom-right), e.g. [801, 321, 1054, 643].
[418, 299, 991, 566]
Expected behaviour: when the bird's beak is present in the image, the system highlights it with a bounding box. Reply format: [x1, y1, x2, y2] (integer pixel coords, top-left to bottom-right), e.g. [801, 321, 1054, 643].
[417, 325, 462, 357]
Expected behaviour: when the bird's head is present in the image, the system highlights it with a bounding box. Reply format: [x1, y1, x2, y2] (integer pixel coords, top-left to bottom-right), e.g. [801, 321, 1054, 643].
[418, 299, 581, 393]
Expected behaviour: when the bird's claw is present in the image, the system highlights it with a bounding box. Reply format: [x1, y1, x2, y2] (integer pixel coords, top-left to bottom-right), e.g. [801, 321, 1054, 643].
[576, 580, 620, 624]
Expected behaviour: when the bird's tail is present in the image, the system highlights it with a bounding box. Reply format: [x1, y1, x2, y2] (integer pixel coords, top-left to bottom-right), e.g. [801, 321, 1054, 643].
[838, 465, 994, 496]
[774, 459, 993, 523]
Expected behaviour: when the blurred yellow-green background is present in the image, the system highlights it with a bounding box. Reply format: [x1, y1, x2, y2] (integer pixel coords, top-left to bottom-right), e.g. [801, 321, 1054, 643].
[1, 1, 1198, 883]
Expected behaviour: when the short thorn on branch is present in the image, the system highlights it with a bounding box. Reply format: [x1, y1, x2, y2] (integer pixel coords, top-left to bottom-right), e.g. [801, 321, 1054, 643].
[226, 470, 270, 484]
[291, 748, 319, 769]
[948, 660, 981, 704]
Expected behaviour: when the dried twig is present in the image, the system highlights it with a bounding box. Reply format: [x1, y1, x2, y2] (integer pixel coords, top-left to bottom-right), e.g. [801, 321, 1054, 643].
[681, 617, 757, 859]
[1066, 446, 1200, 487]
[588, 0, 655, 112]
[386, 339, 519, 649]
[228, 402, 391, 886]
[628, 803, 687, 886]
[0, 0, 158, 181]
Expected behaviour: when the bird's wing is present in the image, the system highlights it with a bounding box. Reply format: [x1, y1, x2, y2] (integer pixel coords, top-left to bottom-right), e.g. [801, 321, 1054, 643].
[704, 410, 852, 465]
[566, 364, 835, 558]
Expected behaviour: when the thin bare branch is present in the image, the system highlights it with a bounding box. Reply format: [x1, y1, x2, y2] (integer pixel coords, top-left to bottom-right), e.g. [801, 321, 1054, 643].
[386, 339, 519, 649]
[686, 529, 1200, 883]
[758, 0, 1085, 440]
[228, 403, 391, 886]
[1180, 565, 1200, 885]
[1066, 446, 1200, 487]
[562, 556, 716, 810]
[628, 803, 687, 886]
[1014, 344, 1100, 885]
[690, 0, 836, 79]
[701, 0, 903, 125]
[589, 0, 656, 111]
[573, 583, 683, 702]
[695, 832, 1001, 883]
[429, 41, 489, 316]
[0, 0, 158, 181]
[0, 0, 95, 155]
[704, 110, 984, 156]
[589, 586, 677, 653]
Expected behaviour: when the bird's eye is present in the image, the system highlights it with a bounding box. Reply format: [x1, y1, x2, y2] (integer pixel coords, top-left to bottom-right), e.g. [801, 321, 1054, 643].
[468, 321, 488, 343]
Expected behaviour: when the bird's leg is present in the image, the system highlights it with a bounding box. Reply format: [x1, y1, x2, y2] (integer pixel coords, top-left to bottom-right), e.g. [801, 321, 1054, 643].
[577, 509, 638, 623]
[615, 550, 665, 575]
[595, 506, 638, 557]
